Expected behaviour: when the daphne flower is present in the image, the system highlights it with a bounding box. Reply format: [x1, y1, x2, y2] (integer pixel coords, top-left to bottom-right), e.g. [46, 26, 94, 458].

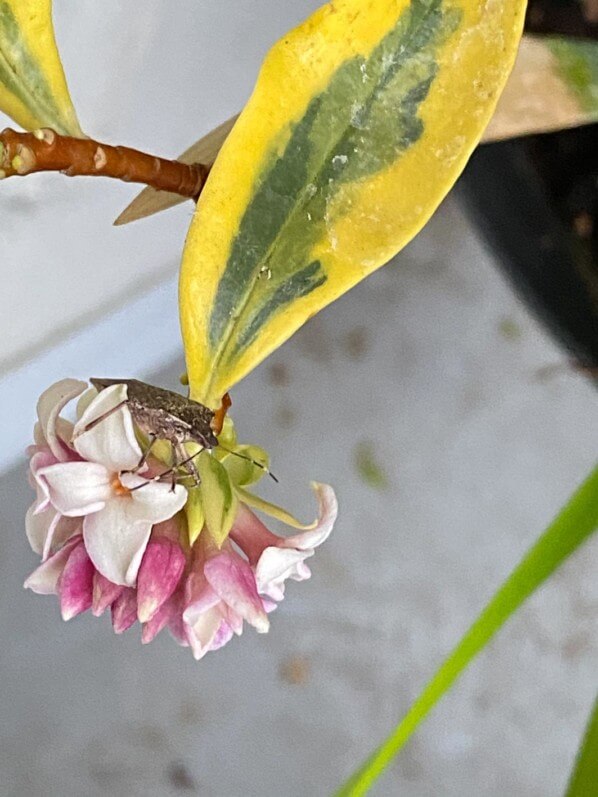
[26, 379, 87, 560]
[231, 486, 337, 601]
[24, 378, 338, 659]
[181, 482, 337, 659]
[34, 382, 187, 585]
[180, 528, 280, 660]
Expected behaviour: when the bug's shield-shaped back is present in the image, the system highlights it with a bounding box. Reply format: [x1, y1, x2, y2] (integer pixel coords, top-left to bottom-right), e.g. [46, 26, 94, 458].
[179, 0, 526, 408]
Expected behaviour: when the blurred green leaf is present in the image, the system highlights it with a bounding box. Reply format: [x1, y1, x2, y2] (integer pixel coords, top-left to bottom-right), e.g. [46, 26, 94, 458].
[354, 441, 388, 490]
[336, 464, 598, 796]
[565, 693, 598, 797]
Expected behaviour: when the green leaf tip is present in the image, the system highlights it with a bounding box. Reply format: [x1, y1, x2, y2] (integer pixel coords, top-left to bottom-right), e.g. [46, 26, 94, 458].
[566, 693, 598, 797]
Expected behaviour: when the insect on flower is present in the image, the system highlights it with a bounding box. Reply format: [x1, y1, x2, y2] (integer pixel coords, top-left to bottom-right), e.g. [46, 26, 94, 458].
[84, 379, 273, 486]
[24, 377, 336, 655]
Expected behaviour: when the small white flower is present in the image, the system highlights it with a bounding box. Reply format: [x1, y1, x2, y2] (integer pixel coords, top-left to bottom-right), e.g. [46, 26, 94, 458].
[24, 378, 337, 660]
[36, 384, 187, 585]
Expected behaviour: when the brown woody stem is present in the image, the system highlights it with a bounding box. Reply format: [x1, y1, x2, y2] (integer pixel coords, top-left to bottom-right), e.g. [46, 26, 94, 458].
[0, 128, 209, 198]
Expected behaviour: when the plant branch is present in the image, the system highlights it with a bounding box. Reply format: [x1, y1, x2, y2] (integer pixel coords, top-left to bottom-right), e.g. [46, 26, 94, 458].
[0, 128, 210, 198]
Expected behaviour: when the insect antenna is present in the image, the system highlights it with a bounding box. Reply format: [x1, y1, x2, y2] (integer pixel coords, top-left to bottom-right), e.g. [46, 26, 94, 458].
[218, 446, 279, 483]
[127, 447, 278, 490]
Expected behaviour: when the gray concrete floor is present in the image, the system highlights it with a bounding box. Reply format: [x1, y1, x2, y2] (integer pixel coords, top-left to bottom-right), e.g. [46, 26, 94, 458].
[1, 197, 597, 796]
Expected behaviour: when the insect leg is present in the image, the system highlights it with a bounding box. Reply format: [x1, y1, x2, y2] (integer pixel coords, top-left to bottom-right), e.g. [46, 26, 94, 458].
[128, 448, 204, 492]
[176, 442, 202, 488]
[78, 399, 128, 434]
[135, 434, 156, 472]
[168, 443, 181, 492]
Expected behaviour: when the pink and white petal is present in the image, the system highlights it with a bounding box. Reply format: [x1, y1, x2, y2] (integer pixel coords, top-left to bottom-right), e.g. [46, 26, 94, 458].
[73, 384, 142, 472]
[255, 547, 313, 595]
[83, 500, 153, 586]
[38, 461, 112, 516]
[262, 595, 279, 613]
[185, 606, 224, 660]
[209, 621, 235, 652]
[229, 503, 280, 564]
[183, 572, 221, 623]
[24, 536, 81, 595]
[121, 473, 187, 523]
[25, 503, 58, 556]
[111, 588, 138, 633]
[58, 542, 95, 620]
[37, 379, 87, 461]
[92, 571, 125, 616]
[223, 604, 244, 637]
[204, 552, 269, 633]
[152, 518, 182, 543]
[167, 596, 190, 647]
[136, 538, 186, 623]
[141, 593, 178, 644]
[283, 482, 338, 550]
[260, 581, 286, 603]
[30, 448, 60, 477]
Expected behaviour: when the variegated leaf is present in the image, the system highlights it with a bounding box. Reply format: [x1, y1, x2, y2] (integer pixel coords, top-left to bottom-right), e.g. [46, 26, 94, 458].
[197, 451, 237, 547]
[117, 35, 598, 227]
[179, 0, 526, 407]
[185, 486, 205, 546]
[0, 0, 81, 135]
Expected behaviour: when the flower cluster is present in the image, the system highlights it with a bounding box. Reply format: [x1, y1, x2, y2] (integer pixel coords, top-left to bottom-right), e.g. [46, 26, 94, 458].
[24, 379, 337, 659]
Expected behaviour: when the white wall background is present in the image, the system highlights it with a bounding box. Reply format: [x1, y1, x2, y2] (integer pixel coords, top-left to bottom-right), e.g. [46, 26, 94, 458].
[0, 0, 321, 371]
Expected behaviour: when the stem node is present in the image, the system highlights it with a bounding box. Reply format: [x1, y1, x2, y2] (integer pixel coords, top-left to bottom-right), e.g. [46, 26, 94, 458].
[0, 128, 209, 198]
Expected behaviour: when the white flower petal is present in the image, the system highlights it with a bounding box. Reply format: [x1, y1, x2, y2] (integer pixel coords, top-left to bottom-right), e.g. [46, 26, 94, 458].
[24, 537, 80, 594]
[185, 606, 223, 660]
[36, 379, 86, 460]
[76, 388, 98, 420]
[25, 502, 58, 555]
[256, 547, 313, 595]
[121, 473, 187, 522]
[82, 500, 153, 586]
[44, 515, 81, 560]
[33, 421, 45, 449]
[29, 449, 60, 507]
[283, 482, 338, 550]
[38, 461, 112, 516]
[25, 501, 79, 560]
[73, 384, 142, 472]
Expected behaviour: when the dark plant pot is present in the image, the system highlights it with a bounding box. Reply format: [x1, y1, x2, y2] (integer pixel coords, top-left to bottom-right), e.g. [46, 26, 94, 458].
[457, 123, 598, 367]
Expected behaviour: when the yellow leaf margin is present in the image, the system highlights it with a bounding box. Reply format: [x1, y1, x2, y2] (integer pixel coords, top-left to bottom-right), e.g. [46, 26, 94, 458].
[0, 0, 82, 134]
[180, 0, 526, 407]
